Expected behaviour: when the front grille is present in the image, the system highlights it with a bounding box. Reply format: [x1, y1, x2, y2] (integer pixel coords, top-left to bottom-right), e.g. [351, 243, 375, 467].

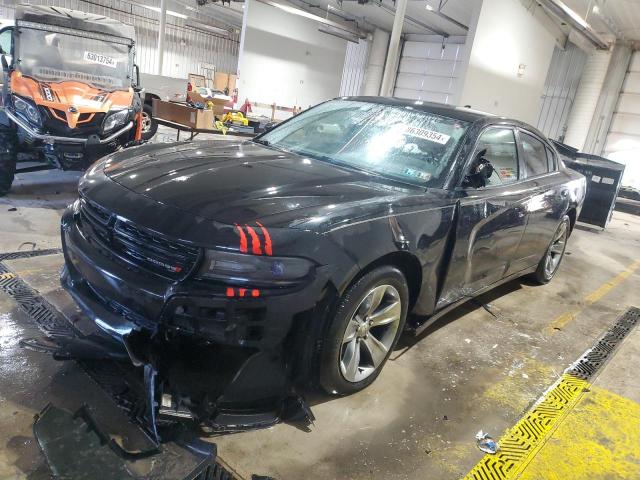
[41, 107, 107, 138]
[78, 197, 200, 279]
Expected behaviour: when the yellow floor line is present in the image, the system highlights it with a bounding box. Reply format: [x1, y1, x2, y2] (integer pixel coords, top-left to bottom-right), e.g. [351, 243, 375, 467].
[544, 259, 640, 335]
[463, 373, 590, 480]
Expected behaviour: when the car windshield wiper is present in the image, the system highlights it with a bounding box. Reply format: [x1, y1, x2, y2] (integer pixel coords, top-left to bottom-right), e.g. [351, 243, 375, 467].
[253, 138, 270, 146]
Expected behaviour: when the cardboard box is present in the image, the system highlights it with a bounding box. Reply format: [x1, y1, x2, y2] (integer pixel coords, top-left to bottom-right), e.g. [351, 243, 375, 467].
[152, 99, 215, 130]
[213, 72, 229, 92]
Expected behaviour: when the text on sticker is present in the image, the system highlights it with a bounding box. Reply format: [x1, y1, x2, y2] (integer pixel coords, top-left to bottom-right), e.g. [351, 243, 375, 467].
[84, 51, 117, 69]
[404, 126, 451, 145]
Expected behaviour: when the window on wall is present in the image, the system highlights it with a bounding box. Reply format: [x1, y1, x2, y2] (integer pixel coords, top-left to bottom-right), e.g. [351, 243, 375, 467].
[0, 28, 12, 56]
[521, 132, 549, 177]
[473, 128, 520, 187]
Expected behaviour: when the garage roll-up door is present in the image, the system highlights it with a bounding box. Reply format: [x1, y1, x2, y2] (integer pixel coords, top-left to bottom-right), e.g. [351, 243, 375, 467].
[536, 43, 587, 141]
[603, 51, 640, 190]
[393, 39, 465, 104]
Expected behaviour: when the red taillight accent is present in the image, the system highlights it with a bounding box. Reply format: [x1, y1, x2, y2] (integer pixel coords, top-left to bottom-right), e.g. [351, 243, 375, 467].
[238, 288, 247, 297]
[174, 266, 183, 273]
[235, 224, 248, 253]
[251, 289, 260, 297]
[226, 287, 235, 297]
[245, 226, 263, 255]
[187, 82, 193, 92]
[255, 222, 272, 256]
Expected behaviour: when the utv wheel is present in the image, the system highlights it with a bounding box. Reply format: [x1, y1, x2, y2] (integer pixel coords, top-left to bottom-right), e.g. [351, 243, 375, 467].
[0, 129, 17, 196]
[531, 215, 570, 284]
[141, 104, 158, 141]
[320, 266, 408, 395]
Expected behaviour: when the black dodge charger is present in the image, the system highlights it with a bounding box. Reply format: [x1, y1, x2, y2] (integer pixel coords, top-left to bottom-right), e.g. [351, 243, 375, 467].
[61, 97, 586, 429]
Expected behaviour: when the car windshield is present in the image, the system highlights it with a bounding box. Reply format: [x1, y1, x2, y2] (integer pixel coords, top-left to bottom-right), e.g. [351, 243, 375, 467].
[258, 99, 470, 187]
[16, 26, 132, 90]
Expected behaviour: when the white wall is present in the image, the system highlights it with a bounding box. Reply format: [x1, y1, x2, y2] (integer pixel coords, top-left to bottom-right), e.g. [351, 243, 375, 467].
[238, 0, 348, 117]
[458, 0, 559, 124]
[604, 51, 640, 190]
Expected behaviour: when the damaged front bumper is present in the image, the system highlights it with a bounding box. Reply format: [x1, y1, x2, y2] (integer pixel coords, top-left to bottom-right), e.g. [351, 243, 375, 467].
[59, 207, 330, 435]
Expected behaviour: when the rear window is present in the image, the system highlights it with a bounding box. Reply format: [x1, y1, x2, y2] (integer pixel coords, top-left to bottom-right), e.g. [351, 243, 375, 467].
[521, 132, 549, 177]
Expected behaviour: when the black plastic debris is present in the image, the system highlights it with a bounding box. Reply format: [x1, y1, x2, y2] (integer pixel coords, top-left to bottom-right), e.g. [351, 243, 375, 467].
[34, 404, 138, 480]
[33, 404, 224, 480]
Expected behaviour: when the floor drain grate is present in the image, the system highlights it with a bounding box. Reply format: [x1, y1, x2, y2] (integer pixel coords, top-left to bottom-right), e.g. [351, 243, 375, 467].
[0, 248, 62, 261]
[464, 306, 640, 480]
[566, 307, 640, 381]
[0, 261, 75, 338]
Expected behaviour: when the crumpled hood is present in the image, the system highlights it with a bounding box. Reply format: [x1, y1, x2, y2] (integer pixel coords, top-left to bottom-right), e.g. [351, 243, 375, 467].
[102, 140, 416, 227]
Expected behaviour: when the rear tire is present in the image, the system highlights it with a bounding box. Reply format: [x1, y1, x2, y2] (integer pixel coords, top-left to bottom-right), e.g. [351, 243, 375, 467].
[530, 215, 570, 285]
[0, 128, 17, 196]
[319, 266, 408, 395]
[141, 104, 158, 141]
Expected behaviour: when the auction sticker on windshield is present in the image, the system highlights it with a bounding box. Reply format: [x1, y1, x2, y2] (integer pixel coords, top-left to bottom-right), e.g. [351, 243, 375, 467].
[84, 51, 117, 69]
[405, 126, 451, 145]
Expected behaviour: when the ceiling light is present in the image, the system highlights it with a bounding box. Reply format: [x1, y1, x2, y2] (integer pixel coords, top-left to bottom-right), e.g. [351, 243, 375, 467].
[592, 5, 600, 13]
[425, 4, 434, 11]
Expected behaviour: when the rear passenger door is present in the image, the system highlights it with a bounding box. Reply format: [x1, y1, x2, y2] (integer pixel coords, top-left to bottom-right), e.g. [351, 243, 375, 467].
[507, 129, 566, 274]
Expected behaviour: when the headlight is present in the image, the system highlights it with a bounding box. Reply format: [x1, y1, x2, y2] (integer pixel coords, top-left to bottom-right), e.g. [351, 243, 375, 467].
[102, 109, 130, 133]
[198, 249, 314, 286]
[13, 95, 41, 126]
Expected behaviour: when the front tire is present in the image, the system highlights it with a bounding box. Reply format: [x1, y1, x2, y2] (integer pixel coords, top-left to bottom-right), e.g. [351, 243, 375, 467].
[319, 266, 408, 395]
[530, 215, 570, 284]
[0, 128, 17, 196]
[140, 104, 158, 141]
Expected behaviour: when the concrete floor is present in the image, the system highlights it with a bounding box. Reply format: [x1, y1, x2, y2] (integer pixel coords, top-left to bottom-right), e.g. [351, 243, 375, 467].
[0, 157, 639, 479]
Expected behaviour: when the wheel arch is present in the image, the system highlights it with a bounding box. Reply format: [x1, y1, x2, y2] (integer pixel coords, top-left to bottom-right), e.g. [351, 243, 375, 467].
[345, 251, 423, 312]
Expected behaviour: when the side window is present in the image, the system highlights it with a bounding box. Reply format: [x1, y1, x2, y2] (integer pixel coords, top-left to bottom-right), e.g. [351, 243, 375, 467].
[545, 146, 557, 171]
[521, 132, 549, 177]
[473, 128, 519, 186]
[0, 28, 12, 56]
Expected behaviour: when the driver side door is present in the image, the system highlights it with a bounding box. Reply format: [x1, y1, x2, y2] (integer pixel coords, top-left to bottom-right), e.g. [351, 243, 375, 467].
[436, 126, 529, 308]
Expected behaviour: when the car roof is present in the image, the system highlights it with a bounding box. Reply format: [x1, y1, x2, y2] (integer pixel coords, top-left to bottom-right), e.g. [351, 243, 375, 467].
[339, 96, 548, 140]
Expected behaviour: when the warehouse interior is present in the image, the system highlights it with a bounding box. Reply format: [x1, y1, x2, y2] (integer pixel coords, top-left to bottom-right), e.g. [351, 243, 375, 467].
[0, 0, 639, 479]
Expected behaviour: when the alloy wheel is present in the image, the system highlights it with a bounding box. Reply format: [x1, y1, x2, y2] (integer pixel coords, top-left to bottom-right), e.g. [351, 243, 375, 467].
[339, 284, 402, 383]
[544, 221, 568, 277]
[141, 111, 152, 133]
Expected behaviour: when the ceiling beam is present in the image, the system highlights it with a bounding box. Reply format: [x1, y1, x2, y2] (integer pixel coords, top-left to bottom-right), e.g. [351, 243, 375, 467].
[537, 0, 609, 49]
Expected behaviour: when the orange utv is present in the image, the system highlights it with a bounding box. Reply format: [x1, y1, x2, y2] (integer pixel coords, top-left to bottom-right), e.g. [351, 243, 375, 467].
[0, 5, 146, 195]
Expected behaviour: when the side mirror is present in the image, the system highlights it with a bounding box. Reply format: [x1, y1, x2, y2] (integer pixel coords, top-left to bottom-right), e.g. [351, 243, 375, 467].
[263, 122, 277, 133]
[462, 149, 494, 189]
